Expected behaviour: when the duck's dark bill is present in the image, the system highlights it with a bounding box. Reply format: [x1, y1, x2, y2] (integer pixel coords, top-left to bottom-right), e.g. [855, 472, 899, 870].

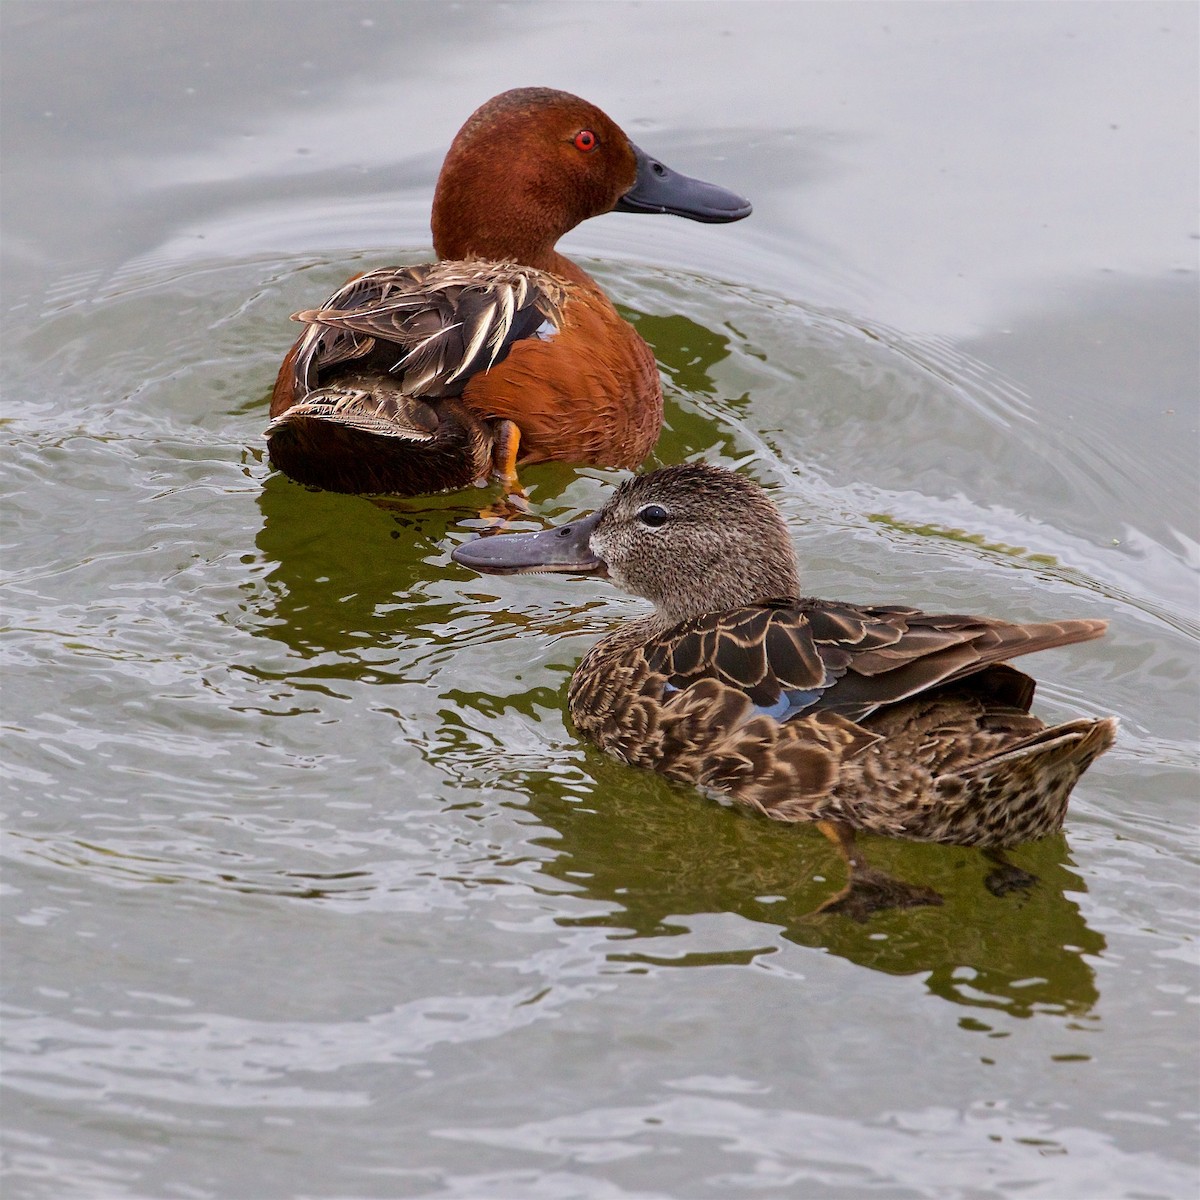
[452, 510, 606, 576]
[615, 143, 752, 224]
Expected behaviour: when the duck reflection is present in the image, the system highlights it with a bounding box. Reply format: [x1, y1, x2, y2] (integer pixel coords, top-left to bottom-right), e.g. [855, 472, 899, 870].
[250, 469, 487, 666]
[437, 680, 1104, 1019]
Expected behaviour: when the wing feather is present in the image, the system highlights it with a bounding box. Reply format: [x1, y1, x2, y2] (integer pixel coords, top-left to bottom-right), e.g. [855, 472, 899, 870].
[287, 261, 568, 401]
[643, 600, 1107, 724]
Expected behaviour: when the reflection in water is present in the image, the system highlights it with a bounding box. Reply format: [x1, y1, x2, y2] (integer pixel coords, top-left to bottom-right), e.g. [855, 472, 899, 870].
[635, 309, 733, 398]
[633, 309, 755, 466]
[442, 681, 1105, 1021]
[250, 469, 467, 664]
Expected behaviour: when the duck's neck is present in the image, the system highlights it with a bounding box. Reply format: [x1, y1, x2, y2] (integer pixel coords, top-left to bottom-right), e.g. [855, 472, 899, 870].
[431, 169, 601, 288]
[528, 248, 599, 289]
[616, 562, 802, 631]
[433, 228, 597, 289]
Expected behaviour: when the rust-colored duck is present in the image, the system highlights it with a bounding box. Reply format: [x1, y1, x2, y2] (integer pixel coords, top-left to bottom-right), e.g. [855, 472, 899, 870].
[452, 463, 1117, 917]
[266, 88, 751, 497]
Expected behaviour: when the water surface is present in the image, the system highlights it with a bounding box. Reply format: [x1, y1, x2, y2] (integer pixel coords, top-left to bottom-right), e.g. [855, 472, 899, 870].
[2, 4, 1197, 1198]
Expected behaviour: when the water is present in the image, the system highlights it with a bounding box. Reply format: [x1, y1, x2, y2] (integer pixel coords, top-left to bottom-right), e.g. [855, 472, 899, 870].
[2, 3, 1197, 1198]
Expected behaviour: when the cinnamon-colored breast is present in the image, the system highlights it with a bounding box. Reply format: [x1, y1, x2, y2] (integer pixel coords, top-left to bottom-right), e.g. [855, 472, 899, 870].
[462, 286, 662, 469]
[271, 341, 303, 419]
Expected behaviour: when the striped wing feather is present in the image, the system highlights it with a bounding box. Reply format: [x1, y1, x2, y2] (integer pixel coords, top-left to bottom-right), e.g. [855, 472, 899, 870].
[646, 599, 1108, 722]
[266, 377, 440, 442]
[289, 262, 568, 400]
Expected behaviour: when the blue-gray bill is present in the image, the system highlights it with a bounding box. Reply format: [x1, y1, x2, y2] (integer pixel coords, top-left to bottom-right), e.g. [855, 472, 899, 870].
[614, 143, 752, 223]
[451, 509, 607, 576]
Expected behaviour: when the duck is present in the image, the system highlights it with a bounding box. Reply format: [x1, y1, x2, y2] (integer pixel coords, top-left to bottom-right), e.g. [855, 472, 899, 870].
[451, 463, 1118, 918]
[266, 88, 751, 498]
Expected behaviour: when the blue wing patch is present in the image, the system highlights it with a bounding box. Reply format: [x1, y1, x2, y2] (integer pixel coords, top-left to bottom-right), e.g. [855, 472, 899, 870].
[663, 680, 824, 723]
[753, 689, 824, 722]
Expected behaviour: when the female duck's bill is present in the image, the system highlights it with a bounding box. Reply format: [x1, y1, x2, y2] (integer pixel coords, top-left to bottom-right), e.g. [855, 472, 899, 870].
[451, 510, 606, 575]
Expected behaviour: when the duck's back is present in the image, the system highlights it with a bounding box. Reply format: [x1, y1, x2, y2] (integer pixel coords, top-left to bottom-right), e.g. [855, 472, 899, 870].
[566, 601, 1115, 848]
[267, 261, 660, 493]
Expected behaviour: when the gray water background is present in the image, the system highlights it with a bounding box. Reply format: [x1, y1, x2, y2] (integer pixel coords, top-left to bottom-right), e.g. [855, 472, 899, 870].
[2, 3, 1197, 1198]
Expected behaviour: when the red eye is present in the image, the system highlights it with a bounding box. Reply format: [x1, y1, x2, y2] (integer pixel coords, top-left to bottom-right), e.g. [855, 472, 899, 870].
[573, 129, 598, 152]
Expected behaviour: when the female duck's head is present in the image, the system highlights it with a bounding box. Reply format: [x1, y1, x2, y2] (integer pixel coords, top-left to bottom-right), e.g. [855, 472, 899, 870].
[452, 464, 801, 626]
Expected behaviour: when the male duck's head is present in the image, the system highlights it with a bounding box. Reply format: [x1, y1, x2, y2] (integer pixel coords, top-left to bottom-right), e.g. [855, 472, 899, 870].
[452, 464, 800, 626]
[432, 88, 752, 274]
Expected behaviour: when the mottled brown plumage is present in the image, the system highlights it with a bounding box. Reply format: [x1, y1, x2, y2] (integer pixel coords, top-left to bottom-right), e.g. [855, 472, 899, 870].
[569, 609, 1112, 848]
[266, 88, 750, 497]
[452, 464, 1117, 915]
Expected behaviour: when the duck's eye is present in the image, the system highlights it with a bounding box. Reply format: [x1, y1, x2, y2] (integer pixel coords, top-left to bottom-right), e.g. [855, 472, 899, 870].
[573, 129, 598, 153]
[637, 504, 669, 528]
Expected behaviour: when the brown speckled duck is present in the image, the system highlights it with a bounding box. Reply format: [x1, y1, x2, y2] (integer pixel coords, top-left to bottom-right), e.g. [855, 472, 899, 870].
[452, 463, 1117, 918]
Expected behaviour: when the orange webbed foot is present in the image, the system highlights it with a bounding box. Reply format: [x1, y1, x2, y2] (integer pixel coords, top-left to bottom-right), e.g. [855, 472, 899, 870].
[477, 419, 530, 526]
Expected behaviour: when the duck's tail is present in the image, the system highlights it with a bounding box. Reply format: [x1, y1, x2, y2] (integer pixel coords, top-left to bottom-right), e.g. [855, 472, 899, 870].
[935, 715, 1118, 848]
[265, 385, 494, 495]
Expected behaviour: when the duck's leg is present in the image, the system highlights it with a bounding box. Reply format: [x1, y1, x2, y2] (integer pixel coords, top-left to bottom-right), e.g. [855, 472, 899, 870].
[493, 420, 523, 492]
[812, 820, 943, 921]
[982, 848, 1039, 898]
[479, 419, 531, 522]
